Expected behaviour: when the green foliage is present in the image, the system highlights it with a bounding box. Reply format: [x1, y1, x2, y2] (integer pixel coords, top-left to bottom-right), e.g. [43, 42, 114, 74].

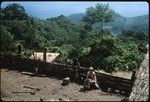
[2, 3, 28, 20]
[3, 20, 36, 49]
[49, 47, 59, 53]
[104, 55, 125, 72]
[1, 3, 147, 73]
[127, 61, 137, 71]
[68, 13, 148, 35]
[68, 47, 80, 59]
[87, 36, 120, 70]
[122, 29, 147, 40]
[57, 44, 75, 63]
[83, 3, 114, 29]
[1, 25, 14, 51]
[22, 50, 33, 58]
[90, 36, 117, 56]
[125, 15, 149, 33]
[79, 28, 87, 40]
[12, 41, 24, 54]
[138, 43, 147, 54]
[117, 29, 149, 46]
[100, 43, 144, 72]
[80, 47, 91, 56]
[123, 45, 143, 65]
[98, 29, 112, 36]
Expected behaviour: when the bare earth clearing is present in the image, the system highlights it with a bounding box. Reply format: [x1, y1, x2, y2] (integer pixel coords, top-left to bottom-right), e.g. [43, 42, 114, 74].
[1, 68, 125, 101]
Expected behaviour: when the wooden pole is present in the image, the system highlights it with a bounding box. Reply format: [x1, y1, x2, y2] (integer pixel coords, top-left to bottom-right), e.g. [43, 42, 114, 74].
[43, 48, 47, 61]
[17, 44, 22, 57]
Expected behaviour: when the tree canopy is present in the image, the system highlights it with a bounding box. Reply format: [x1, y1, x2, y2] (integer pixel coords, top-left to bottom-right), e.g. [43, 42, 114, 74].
[1, 3, 148, 73]
[83, 3, 114, 29]
[2, 3, 28, 20]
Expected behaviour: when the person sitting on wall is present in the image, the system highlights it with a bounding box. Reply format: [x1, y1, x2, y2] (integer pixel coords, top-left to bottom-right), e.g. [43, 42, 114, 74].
[84, 67, 100, 90]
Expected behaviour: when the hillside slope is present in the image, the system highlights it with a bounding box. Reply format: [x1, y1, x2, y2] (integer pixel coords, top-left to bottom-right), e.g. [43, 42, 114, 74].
[67, 13, 149, 35]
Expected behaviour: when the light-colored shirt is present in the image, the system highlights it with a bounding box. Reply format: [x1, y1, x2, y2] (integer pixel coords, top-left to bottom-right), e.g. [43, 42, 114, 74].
[86, 71, 97, 82]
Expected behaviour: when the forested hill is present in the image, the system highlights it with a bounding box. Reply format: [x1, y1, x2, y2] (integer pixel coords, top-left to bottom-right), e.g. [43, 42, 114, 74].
[1, 3, 149, 73]
[68, 13, 86, 25]
[68, 13, 149, 35]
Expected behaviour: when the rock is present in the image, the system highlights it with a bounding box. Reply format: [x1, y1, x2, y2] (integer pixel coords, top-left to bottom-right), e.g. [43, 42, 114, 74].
[58, 98, 63, 101]
[129, 45, 149, 101]
[115, 90, 120, 93]
[40, 98, 44, 102]
[121, 97, 129, 102]
[107, 88, 111, 93]
[62, 77, 70, 85]
[30, 92, 35, 95]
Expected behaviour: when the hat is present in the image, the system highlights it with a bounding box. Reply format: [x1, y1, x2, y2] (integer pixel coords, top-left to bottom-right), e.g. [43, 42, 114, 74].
[89, 67, 93, 71]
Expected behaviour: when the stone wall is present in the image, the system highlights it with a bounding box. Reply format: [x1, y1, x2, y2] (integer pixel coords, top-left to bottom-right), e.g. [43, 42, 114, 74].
[0, 54, 132, 95]
[129, 45, 149, 101]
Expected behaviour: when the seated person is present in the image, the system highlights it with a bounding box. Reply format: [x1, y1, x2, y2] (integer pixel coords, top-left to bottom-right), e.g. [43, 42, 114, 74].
[84, 67, 100, 90]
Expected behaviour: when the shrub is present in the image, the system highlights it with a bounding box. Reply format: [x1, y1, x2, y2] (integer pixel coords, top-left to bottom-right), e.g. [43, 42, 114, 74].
[22, 50, 33, 58]
[138, 43, 147, 53]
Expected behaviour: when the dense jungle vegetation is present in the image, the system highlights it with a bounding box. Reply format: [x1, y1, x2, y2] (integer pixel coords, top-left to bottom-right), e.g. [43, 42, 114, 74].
[1, 3, 149, 73]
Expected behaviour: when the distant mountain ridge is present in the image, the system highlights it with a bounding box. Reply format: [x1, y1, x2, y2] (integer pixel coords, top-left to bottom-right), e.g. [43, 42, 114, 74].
[67, 13, 149, 35]
[67, 13, 86, 25]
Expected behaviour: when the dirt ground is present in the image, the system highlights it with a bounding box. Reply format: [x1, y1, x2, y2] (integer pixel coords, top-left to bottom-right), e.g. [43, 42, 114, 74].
[1, 68, 125, 101]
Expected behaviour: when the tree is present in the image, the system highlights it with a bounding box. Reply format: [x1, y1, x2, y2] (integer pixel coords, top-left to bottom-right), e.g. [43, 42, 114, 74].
[83, 3, 114, 30]
[1, 3, 146, 72]
[1, 25, 14, 51]
[3, 3, 28, 20]
[79, 28, 87, 40]
[1, 8, 5, 20]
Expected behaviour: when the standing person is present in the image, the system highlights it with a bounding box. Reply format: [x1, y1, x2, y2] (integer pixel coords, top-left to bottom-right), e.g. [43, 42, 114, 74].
[72, 58, 80, 80]
[84, 67, 100, 90]
[131, 69, 136, 87]
[65, 59, 71, 78]
[43, 48, 47, 61]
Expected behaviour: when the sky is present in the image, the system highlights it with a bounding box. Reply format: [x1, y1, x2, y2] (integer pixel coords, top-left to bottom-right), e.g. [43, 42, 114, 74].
[1, 1, 149, 19]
